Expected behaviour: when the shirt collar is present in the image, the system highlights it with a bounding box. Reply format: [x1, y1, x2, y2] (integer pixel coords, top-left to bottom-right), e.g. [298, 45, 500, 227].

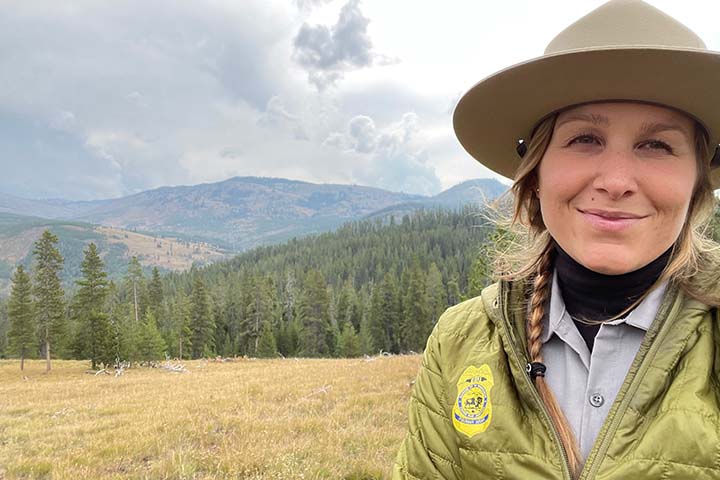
[541, 271, 668, 344]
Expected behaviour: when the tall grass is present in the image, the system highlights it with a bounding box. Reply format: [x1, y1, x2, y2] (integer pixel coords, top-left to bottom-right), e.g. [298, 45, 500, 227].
[0, 356, 420, 479]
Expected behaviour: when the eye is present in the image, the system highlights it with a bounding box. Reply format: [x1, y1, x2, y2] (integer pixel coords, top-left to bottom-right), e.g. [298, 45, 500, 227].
[638, 139, 674, 154]
[566, 134, 601, 147]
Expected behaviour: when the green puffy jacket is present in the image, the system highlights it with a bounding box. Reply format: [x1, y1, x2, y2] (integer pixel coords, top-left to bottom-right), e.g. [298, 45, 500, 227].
[393, 280, 720, 479]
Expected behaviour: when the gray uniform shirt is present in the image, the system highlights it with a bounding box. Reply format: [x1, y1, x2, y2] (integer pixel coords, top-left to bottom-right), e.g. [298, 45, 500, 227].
[542, 272, 667, 461]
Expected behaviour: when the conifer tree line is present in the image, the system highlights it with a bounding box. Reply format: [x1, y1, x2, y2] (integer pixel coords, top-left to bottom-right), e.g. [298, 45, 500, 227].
[0, 207, 500, 366]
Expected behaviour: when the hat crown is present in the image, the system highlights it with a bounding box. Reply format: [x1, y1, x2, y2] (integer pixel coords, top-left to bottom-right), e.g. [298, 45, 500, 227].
[545, 0, 706, 55]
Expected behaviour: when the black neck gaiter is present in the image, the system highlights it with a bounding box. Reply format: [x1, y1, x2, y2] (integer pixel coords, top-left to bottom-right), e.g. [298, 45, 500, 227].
[554, 245, 671, 350]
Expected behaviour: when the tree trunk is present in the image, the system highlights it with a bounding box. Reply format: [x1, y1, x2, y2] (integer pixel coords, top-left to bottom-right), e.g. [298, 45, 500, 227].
[133, 282, 139, 323]
[45, 339, 51, 372]
[254, 312, 260, 353]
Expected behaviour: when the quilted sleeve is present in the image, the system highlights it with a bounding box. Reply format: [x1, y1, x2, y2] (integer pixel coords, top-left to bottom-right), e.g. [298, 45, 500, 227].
[392, 323, 463, 479]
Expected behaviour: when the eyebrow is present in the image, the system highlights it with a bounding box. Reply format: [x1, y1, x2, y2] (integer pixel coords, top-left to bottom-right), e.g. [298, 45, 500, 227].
[555, 113, 692, 142]
[555, 113, 609, 129]
[638, 122, 692, 142]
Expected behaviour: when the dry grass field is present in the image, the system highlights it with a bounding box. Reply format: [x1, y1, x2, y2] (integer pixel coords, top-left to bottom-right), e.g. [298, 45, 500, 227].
[0, 355, 422, 480]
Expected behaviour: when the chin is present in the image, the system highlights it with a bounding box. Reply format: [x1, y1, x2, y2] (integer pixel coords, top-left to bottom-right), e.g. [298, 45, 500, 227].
[575, 248, 639, 275]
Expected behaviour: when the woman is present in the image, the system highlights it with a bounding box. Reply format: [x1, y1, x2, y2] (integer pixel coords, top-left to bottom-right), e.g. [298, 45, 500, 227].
[393, 1, 720, 479]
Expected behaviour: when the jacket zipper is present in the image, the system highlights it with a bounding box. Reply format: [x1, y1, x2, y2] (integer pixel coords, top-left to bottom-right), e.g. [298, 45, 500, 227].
[577, 284, 679, 480]
[498, 281, 572, 480]
[499, 280, 680, 480]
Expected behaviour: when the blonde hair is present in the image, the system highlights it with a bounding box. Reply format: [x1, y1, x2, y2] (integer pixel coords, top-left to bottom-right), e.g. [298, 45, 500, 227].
[494, 107, 720, 477]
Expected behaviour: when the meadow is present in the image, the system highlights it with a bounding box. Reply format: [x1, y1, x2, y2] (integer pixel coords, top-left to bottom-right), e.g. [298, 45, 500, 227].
[0, 355, 422, 480]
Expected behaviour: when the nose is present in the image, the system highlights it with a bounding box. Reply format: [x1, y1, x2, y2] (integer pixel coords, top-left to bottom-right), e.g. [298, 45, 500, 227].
[591, 148, 638, 200]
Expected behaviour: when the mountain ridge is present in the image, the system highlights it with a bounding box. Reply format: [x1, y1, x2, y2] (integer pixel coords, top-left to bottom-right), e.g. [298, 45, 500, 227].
[0, 176, 508, 251]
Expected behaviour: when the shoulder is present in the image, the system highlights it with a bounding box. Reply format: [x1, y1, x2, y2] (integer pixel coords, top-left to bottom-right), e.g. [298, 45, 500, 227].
[432, 282, 501, 346]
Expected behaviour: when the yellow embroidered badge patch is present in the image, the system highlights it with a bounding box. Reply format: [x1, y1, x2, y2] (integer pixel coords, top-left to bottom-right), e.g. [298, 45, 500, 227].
[452, 364, 494, 437]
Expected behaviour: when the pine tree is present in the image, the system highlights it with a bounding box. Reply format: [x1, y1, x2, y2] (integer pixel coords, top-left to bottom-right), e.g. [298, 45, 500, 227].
[147, 267, 163, 318]
[467, 225, 511, 299]
[285, 317, 302, 357]
[368, 272, 402, 354]
[211, 292, 227, 357]
[335, 279, 362, 332]
[8, 265, 35, 370]
[105, 281, 124, 365]
[236, 274, 254, 355]
[0, 300, 9, 358]
[116, 304, 140, 365]
[358, 314, 374, 356]
[282, 272, 298, 325]
[73, 243, 112, 369]
[399, 260, 430, 353]
[256, 320, 278, 358]
[221, 282, 242, 357]
[426, 262, 446, 325]
[447, 275, 462, 307]
[171, 294, 192, 359]
[337, 321, 361, 357]
[466, 254, 489, 300]
[126, 256, 145, 323]
[32, 230, 65, 372]
[190, 276, 214, 358]
[335, 282, 351, 330]
[297, 269, 331, 357]
[245, 275, 275, 355]
[368, 283, 386, 353]
[346, 289, 362, 332]
[137, 312, 167, 362]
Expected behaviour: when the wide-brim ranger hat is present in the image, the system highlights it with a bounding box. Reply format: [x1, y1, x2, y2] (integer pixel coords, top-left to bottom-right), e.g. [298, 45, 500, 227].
[453, 0, 720, 187]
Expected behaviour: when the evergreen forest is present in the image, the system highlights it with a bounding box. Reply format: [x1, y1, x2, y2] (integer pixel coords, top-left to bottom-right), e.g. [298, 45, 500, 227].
[0, 207, 501, 368]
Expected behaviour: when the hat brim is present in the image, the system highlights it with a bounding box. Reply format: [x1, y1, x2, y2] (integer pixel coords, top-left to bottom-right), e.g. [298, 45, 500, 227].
[453, 46, 720, 187]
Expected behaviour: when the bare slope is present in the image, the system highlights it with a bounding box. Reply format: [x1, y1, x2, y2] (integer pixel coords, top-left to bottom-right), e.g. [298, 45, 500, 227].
[0, 213, 228, 293]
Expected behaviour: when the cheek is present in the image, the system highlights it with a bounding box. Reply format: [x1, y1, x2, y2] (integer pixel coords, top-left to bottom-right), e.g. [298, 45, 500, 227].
[652, 183, 695, 230]
[645, 166, 696, 225]
[537, 155, 588, 211]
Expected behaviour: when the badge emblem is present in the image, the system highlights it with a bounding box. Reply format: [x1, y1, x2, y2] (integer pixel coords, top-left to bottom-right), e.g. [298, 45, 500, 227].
[452, 364, 494, 437]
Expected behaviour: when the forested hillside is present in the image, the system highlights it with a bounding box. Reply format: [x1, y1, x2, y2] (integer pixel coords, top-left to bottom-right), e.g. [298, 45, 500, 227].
[0, 207, 496, 365]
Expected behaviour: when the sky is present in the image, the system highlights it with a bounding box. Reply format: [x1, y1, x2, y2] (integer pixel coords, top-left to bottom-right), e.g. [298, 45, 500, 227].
[1, 0, 719, 201]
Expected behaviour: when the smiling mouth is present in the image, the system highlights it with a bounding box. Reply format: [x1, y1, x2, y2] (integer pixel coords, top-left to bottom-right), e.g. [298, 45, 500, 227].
[579, 209, 646, 220]
[578, 208, 647, 232]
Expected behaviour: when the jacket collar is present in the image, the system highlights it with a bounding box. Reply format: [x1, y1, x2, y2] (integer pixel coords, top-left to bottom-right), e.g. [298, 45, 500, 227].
[541, 272, 669, 344]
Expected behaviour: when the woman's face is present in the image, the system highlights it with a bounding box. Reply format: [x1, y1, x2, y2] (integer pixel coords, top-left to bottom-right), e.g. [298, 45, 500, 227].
[537, 102, 698, 275]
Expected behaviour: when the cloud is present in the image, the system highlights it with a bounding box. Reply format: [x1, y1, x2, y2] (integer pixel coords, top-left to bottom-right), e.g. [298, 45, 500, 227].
[0, 109, 126, 199]
[326, 112, 442, 195]
[294, 0, 333, 11]
[49, 110, 77, 133]
[0, 1, 309, 199]
[293, 0, 385, 90]
[366, 113, 441, 195]
[219, 146, 243, 159]
[347, 115, 376, 153]
[0, 1, 490, 201]
[338, 80, 445, 125]
[257, 96, 309, 141]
